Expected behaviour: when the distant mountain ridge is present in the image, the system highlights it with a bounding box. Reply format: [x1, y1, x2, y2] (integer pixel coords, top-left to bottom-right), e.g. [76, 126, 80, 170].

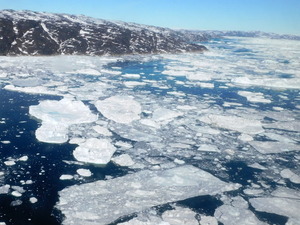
[178, 29, 300, 42]
[0, 9, 207, 56]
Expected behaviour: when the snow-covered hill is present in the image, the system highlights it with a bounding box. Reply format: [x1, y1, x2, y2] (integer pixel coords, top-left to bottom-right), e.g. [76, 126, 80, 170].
[0, 10, 207, 56]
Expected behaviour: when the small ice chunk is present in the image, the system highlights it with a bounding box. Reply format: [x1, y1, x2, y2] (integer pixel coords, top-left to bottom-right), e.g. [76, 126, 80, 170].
[198, 144, 219, 152]
[95, 96, 142, 124]
[243, 188, 264, 196]
[29, 197, 38, 204]
[248, 163, 267, 170]
[198, 82, 214, 88]
[11, 191, 22, 197]
[1, 140, 10, 144]
[60, 175, 74, 180]
[280, 169, 300, 184]
[238, 91, 271, 103]
[4, 161, 16, 166]
[121, 73, 141, 79]
[112, 154, 135, 167]
[0, 185, 10, 194]
[73, 138, 116, 164]
[123, 81, 146, 88]
[92, 125, 112, 136]
[76, 169, 92, 177]
[18, 156, 28, 161]
[75, 68, 101, 76]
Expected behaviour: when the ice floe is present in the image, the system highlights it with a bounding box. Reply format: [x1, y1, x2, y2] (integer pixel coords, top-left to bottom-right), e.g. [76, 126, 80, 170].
[199, 114, 264, 135]
[238, 91, 271, 103]
[280, 169, 300, 184]
[76, 169, 92, 177]
[57, 165, 240, 225]
[250, 196, 300, 222]
[29, 98, 97, 143]
[214, 196, 266, 225]
[73, 138, 116, 164]
[95, 96, 142, 124]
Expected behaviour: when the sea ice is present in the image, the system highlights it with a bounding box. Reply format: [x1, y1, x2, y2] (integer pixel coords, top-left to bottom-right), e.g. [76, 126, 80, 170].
[250, 197, 300, 222]
[57, 165, 240, 225]
[161, 207, 199, 225]
[238, 91, 271, 103]
[29, 98, 97, 143]
[199, 114, 264, 135]
[152, 108, 184, 125]
[280, 169, 300, 184]
[29, 197, 38, 204]
[214, 196, 266, 225]
[92, 125, 112, 136]
[250, 141, 300, 154]
[95, 96, 142, 124]
[73, 138, 116, 164]
[112, 154, 135, 167]
[60, 175, 74, 180]
[76, 169, 92, 177]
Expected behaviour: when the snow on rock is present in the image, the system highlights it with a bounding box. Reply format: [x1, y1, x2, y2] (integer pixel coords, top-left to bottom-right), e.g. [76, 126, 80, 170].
[280, 169, 300, 184]
[29, 98, 97, 143]
[57, 165, 240, 225]
[199, 114, 264, 135]
[250, 197, 300, 222]
[95, 96, 142, 124]
[214, 196, 266, 225]
[112, 154, 135, 167]
[73, 138, 116, 164]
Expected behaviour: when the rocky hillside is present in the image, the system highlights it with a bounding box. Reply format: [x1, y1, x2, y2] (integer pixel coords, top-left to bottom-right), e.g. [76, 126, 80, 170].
[0, 10, 207, 56]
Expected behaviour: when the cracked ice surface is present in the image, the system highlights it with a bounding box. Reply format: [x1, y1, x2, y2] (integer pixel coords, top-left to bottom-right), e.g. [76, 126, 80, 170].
[57, 165, 240, 225]
[29, 98, 98, 143]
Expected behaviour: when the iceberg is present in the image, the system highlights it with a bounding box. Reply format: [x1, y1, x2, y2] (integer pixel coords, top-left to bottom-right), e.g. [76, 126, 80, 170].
[29, 98, 97, 143]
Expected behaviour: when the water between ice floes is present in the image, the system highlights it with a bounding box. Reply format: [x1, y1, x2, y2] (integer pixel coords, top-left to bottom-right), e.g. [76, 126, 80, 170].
[0, 37, 299, 225]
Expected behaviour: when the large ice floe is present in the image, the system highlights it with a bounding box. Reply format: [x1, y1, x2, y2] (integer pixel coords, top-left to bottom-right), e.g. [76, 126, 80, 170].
[29, 98, 98, 143]
[57, 165, 240, 225]
[0, 37, 300, 224]
[95, 96, 142, 124]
